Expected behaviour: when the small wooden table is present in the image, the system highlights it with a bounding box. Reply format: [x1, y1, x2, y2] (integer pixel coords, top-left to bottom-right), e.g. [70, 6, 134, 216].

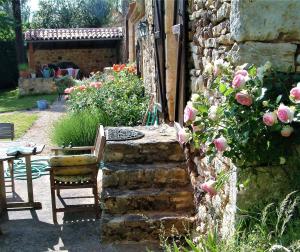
[0, 144, 45, 213]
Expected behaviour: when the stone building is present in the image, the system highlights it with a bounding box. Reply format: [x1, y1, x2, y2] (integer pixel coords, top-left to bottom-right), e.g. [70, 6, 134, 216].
[125, 0, 300, 240]
[24, 27, 123, 77]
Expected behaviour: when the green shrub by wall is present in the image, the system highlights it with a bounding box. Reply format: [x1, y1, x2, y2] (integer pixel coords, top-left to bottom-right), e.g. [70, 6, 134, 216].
[0, 41, 18, 90]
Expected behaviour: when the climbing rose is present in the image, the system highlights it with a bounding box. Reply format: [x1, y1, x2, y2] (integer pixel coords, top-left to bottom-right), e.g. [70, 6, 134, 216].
[235, 91, 253, 106]
[213, 137, 228, 152]
[263, 112, 277, 126]
[290, 83, 300, 103]
[232, 70, 249, 89]
[208, 105, 218, 120]
[281, 125, 294, 137]
[177, 128, 190, 144]
[184, 103, 197, 122]
[201, 180, 217, 196]
[277, 104, 294, 123]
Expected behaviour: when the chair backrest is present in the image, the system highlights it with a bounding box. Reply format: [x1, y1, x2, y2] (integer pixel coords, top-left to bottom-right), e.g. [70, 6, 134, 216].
[0, 123, 14, 140]
[94, 125, 106, 163]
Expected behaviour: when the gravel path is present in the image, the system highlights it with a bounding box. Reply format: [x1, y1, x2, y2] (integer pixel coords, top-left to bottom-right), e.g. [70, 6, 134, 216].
[0, 99, 66, 155]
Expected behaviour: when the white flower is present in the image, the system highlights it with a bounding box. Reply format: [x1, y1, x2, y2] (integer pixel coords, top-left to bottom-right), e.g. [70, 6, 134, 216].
[208, 105, 218, 120]
[191, 93, 200, 102]
[203, 62, 213, 75]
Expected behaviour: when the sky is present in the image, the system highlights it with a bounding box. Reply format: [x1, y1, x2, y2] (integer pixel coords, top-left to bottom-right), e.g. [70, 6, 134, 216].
[28, 0, 39, 12]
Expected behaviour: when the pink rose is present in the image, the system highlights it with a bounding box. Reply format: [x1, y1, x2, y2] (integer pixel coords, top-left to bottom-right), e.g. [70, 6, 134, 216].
[232, 74, 247, 88]
[184, 103, 198, 123]
[89, 81, 102, 89]
[192, 124, 202, 132]
[235, 70, 248, 76]
[177, 128, 190, 144]
[290, 84, 300, 103]
[281, 125, 294, 137]
[213, 137, 228, 152]
[64, 88, 71, 94]
[235, 91, 253, 106]
[263, 112, 277, 126]
[277, 104, 294, 123]
[200, 180, 217, 196]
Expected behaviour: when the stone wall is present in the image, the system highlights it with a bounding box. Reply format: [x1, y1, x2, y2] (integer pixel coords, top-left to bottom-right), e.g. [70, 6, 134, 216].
[32, 48, 118, 76]
[140, 0, 157, 97]
[18, 77, 56, 96]
[188, 0, 300, 239]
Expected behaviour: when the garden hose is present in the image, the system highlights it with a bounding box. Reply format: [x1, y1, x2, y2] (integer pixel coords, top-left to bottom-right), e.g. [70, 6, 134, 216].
[4, 159, 49, 180]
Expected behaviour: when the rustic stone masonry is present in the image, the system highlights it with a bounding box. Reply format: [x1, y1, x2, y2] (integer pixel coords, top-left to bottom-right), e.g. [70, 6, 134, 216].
[18, 77, 56, 96]
[101, 126, 195, 242]
[188, 0, 300, 239]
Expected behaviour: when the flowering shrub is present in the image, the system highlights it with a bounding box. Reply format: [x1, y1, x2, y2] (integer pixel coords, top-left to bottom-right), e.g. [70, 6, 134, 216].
[65, 64, 148, 126]
[181, 60, 300, 167]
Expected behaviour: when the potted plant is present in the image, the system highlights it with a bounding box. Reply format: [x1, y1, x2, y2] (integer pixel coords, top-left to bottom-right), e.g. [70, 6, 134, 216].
[18, 63, 29, 78]
[29, 68, 36, 78]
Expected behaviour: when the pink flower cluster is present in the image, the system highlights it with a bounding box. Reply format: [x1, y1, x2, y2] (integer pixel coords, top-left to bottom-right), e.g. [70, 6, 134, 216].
[184, 103, 197, 123]
[232, 70, 249, 89]
[235, 91, 253, 106]
[290, 84, 300, 103]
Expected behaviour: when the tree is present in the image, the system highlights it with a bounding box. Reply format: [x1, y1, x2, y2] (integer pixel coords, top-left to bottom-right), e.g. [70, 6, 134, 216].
[31, 0, 115, 28]
[12, 0, 26, 64]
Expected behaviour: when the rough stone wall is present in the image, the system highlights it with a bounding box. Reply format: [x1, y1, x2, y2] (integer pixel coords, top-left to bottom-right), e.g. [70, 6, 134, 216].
[188, 0, 300, 239]
[140, 0, 157, 97]
[188, 0, 235, 238]
[33, 48, 117, 76]
[18, 77, 56, 95]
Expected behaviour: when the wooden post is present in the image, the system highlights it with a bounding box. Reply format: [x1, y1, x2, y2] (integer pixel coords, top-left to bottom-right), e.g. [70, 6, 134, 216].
[28, 43, 35, 70]
[0, 161, 7, 214]
[25, 156, 34, 204]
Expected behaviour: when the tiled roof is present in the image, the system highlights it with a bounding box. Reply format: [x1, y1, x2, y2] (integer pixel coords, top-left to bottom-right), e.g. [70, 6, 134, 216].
[24, 27, 123, 41]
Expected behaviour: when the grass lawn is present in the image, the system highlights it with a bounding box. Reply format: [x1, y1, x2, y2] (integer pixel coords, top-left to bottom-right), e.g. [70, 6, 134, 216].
[0, 89, 57, 113]
[0, 113, 38, 138]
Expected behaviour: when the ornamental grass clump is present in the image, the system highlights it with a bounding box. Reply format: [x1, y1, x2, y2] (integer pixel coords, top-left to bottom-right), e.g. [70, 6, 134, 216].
[179, 60, 300, 167]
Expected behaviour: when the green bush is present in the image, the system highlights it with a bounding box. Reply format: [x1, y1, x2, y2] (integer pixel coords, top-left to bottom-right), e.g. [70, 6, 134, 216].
[67, 64, 148, 126]
[51, 109, 110, 146]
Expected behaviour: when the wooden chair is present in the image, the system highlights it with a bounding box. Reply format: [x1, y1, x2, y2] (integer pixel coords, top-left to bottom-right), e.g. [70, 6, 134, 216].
[0, 123, 15, 193]
[48, 125, 106, 223]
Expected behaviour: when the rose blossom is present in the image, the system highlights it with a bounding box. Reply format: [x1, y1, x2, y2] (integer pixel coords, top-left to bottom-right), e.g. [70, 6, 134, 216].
[263, 112, 277, 126]
[235, 91, 253, 106]
[89, 81, 102, 89]
[191, 93, 200, 102]
[184, 103, 197, 122]
[213, 137, 228, 152]
[232, 74, 247, 89]
[281, 125, 294, 137]
[177, 128, 190, 144]
[208, 105, 218, 120]
[277, 104, 294, 123]
[290, 83, 300, 103]
[235, 70, 248, 77]
[200, 180, 217, 196]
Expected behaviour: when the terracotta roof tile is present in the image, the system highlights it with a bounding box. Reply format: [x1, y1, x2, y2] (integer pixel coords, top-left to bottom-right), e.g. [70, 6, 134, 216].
[24, 27, 123, 41]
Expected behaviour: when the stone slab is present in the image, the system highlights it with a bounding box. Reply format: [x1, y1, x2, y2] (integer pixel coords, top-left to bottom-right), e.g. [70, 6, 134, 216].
[229, 42, 297, 72]
[102, 162, 189, 189]
[104, 126, 185, 163]
[231, 0, 300, 42]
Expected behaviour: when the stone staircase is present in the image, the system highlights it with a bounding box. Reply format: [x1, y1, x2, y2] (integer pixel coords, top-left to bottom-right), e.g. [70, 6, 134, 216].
[100, 126, 195, 242]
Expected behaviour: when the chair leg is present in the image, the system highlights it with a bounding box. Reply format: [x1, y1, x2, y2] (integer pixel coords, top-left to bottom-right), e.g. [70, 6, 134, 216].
[57, 189, 60, 197]
[93, 184, 100, 219]
[50, 179, 58, 224]
[8, 160, 15, 193]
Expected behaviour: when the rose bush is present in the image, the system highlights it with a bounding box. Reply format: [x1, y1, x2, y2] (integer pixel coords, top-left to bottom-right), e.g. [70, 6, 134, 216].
[65, 63, 148, 126]
[181, 60, 300, 167]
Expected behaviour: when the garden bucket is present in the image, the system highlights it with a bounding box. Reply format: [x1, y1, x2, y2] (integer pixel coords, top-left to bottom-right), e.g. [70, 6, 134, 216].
[37, 100, 48, 110]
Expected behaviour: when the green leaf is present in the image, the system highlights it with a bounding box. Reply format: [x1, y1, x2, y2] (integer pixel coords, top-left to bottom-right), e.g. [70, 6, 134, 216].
[198, 105, 208, 113]
[276, 94, 282, 104]
[219, 83, 227, 94]
[224, 87, 234, 97]
[185, 237, 199, 252]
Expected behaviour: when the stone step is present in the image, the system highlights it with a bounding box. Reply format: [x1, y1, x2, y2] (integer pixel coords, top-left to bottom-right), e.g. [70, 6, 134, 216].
[101, 187, 194, 214]
[102, 162, 190, 189]
[104, 126, 185, 163]
[101, 211, 195, 242]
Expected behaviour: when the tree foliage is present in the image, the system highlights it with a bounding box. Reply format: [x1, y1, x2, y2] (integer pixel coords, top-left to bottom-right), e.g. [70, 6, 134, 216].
[31, 0, 118, 28]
